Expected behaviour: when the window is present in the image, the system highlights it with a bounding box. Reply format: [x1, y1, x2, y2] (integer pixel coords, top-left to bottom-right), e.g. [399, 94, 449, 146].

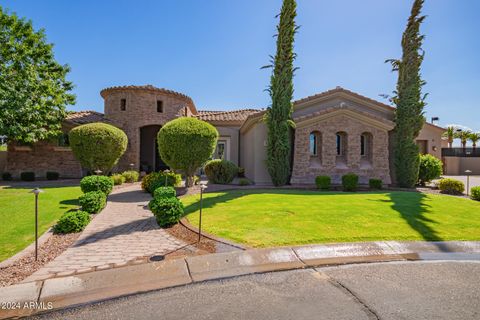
[360, 132, 373, 168]
[336, 133, 343, 156]
[120, 99, 126, 111]
[157, 100, 164, 113]
[309, 133, 318, 155]
[361, 135, 366, 156]
[335, 132, 348, 167]
[57, 133, 70, 147]
[214, 141, 226, 160]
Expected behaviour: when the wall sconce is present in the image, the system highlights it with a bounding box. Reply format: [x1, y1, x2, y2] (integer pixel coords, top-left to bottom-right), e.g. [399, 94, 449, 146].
[432, 146, 438, 152]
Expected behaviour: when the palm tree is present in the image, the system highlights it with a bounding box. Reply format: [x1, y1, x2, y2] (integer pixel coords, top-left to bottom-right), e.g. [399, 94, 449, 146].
[469, 132, 480, 149]
[443, 126, 456, 148]
[456, 130, 472, 150]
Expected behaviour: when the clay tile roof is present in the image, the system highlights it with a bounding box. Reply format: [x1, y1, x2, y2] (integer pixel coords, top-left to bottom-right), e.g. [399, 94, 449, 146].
[65, 111, 105, 125]
[195, 109, 261, 122]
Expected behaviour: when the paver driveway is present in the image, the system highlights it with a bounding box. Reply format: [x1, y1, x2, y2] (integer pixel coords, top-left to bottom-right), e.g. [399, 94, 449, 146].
[25, 184, 185, 282]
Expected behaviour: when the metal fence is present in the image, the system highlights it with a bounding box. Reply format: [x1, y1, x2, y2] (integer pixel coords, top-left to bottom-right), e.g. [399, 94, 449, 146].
[442, 148, 480, 157]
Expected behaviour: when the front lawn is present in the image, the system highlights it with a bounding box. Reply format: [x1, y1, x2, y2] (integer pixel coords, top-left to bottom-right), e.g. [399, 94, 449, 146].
[0, 185, 82, 261]
[182, 189, 480, 247]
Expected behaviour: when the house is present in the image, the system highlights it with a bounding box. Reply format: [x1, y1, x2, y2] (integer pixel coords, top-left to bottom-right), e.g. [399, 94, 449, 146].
[4, 85, 445, 184]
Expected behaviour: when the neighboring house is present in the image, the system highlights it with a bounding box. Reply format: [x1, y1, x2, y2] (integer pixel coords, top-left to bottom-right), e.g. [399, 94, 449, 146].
[5, 85, 445, 184]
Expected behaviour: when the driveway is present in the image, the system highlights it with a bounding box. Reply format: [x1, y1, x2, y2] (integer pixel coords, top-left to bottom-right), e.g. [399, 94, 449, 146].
[30, 261, 480, 320]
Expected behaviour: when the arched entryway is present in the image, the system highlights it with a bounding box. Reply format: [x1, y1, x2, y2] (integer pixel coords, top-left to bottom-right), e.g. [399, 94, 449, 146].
[140, 125, 168, 173]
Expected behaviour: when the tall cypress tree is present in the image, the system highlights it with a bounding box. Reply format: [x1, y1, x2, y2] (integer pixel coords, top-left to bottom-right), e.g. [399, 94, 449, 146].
[388, 0, 427, 187]
[264, 0, 297, 186]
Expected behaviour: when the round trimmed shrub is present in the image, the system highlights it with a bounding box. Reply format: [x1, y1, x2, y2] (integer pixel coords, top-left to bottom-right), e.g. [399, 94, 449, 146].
[153, 186, 176, 199]
[438, 178, 465, 195]
[69, 122, 128, 173]
[418, 154, 443, 186]
[148, 197, 184, 227]
[46, 171, 60, 180]
[79, 191, 107, 214]
[111, 174, 125, 185]
[141, 171, 182, 194]
[315, 176, 331, 190]
[2, 172, 12, 181]
[54, 210, 91, 234]
[80, 175, 114, 195]
[20, 172, 35, 181]
[369, 178, 383, 190]
[471, 186, 480, 201]
[158, 117, 218, 187]
[239, 178, 251, 186]
[121, 170, 139, 183]
[342, 173, 359, 191]
[204, 159, 238, 184]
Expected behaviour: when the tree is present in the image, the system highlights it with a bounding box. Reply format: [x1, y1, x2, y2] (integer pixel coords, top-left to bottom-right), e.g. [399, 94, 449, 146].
[263, 0, 298, 186]
[456, 130, 472, 150]
[69, 123, 128, 173]
[443, 126, 457, 148]
[469, 132, 480, 149]
[0, 7, 75, 143]
[387, 0, 427, 188]
[157, 117, 218, 187]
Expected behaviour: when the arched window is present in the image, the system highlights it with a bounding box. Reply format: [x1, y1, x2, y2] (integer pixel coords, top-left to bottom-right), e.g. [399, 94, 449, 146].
[309, 131, 322, 167]
[309, 132, 318, 156]
[360, 132, 373, 167]
[336, 132, 348, 167]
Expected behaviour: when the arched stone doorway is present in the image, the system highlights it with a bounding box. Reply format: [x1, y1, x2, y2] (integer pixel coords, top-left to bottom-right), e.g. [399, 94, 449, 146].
[140, 125, 168, 173]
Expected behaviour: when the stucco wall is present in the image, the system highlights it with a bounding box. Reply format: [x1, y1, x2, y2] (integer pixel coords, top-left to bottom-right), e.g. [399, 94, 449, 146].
[443, 157, 480, 175]
[216, 126, 240, 166]
[416, 124, 444, 159]
[240, 121, 271, 185]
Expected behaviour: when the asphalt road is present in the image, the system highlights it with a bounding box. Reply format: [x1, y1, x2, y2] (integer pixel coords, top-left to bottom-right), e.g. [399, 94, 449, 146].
[30, 261, 480, 320]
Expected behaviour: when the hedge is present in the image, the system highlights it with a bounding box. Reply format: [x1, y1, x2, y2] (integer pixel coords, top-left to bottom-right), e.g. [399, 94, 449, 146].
[141, 171, 182, 194]
[54, 210, 91, 234]
[438, 178, 465, 195]
[204, 159, 238, 184]
[471, 186, 480, 201]
[80, 175, 114, 195]
[418, 154, 443, 185]
[79, 191, 107, 214]
[122, 170, 139, 183]
[153, 186, 176, 200]
[315, 176, 331, 190]
[148, 197, 184, 227]
[342, 173, 359, 191]
[369, 179, 383, 190]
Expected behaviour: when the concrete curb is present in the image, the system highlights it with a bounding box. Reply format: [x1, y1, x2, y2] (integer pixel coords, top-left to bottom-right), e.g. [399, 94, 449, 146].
[1, 240, 479, 319]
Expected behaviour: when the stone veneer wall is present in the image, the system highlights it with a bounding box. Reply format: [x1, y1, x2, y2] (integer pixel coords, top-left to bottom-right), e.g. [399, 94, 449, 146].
[291, 114, 391, 185]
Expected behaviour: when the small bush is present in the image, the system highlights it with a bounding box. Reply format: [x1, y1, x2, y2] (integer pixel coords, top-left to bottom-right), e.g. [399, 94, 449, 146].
[2, 172, 12, 181]
[20, 172, 35, 181]
[239, 178, 251, 186]
[122, 170, 139, 183]
[153, 186, 176, 199]
[369, 179, 383, 190]
[54, 210, 91, 234]
[111, 174, 125, 185]
[470, 186, 480, 201]
[80, 175, 114, 195]
[342, 173, 359, 191]
[315, 176, 331, 190]
[193, 175, 200, 185]
[46, 171, 60, 180]
[418, 154, 443, 185]
[148, 197, 184, 227]
[438, 178, 465, 195]
[141, 171, 182, 194]
[238, 167, 245, 178]
[79, 191, 107, 214]
[204, 159, 238, 184]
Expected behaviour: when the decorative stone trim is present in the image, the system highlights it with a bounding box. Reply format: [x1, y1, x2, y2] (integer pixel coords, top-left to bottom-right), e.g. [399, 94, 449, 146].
[13, 146, 32, 152]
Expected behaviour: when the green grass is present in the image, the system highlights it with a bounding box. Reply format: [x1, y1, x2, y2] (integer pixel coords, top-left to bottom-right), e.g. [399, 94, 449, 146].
[0, 145, 6, 151]
[182, 189, 480, 247]
[0, 185, 82, 261]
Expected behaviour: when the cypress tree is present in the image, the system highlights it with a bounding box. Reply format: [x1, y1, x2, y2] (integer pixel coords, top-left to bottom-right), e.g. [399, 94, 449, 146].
[264, 0, 298, 186]
[388, 0, 427, 187]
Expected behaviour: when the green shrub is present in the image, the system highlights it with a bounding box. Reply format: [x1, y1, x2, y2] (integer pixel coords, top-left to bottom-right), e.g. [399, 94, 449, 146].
[79, 191, 107, 214]
[80, 175, 114, 195]
[342, 173, 359, 191]
[471, 186, 480, 201]
[122, 170, 139, 183]
[369, 179, 383, 190]
[238, 167, 245, 178]
[193, 175, 200, 185]
[148, 197, 184, 227]
[141, 171, 182, 194]
[54, 210, 91, 234]
[111, 174, 125, 185]
[315, 176, 331, 190]
[153, 186, 176, 199]
[158, 117, 218, 187]
[438, 178, 465, 195]
[46, 171, 60, 180]
[20, 172, 35, 181]
[238, 178, 251, 186]
[2, 172, 12, 181]
[418, 154, 443, 185]
[204, 159, 238, 184]
[69, 122, 128, 173]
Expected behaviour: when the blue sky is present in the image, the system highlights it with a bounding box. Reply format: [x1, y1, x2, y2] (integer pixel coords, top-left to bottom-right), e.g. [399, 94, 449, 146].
[2, 0, 479, 131]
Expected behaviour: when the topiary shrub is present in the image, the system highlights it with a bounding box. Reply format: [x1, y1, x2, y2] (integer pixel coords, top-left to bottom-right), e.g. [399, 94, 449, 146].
[239, 178, 251, 186]
[111, 174, 125, 185]
[69, 122, 128, 173]
[122, 170, 139, 183]
[2, 172, 12, 181]
[438, 178, 465, 195]
[158, 117, 218, 187]
[342, 173, 359, 191]
[80, 175, 114, 195]
[148, 197, 184, 227]
[46, 171, 60, 180]
[418, 154, 443, 186]
[315, 176, 331, 190]
[153, 186, 176, 199]
[54, 210, 91, 234]
[369, 179, 383, 190]
[141, 171, 182, 194]
[20, 172, 35, 181]
[79, 191, 107, 214]
[204, 159, 238, 184]
[471, 186, 480, 201]
[238, 167, 245, 178]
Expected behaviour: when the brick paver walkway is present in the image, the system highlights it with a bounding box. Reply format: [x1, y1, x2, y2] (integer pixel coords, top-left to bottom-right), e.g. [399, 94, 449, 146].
[25, 184, 185, 282]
